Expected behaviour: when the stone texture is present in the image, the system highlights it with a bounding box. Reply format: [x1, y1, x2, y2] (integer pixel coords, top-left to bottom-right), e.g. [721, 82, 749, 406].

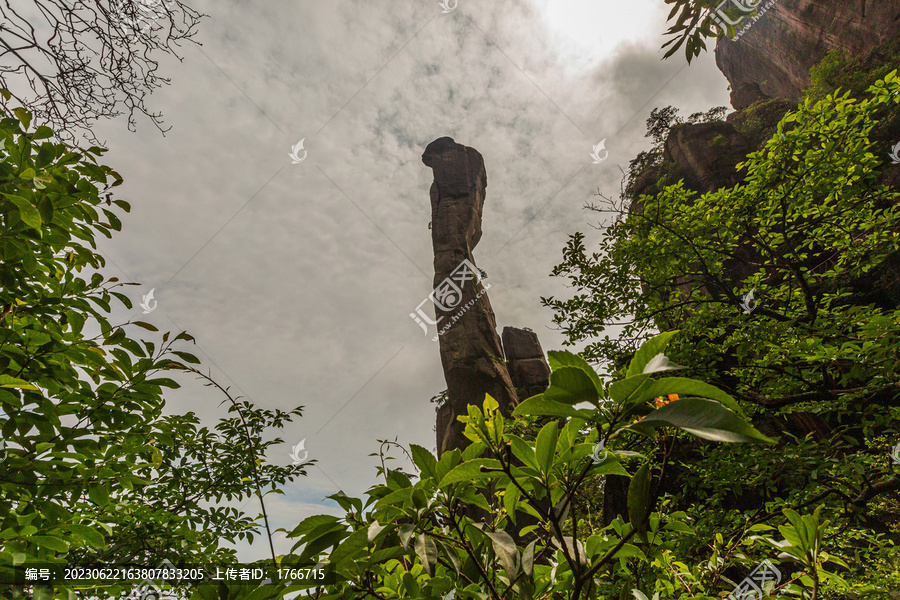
[663, 121, 752, 194]
[422, 137, 519, 456]
[728, 82, 769, 113]
[501, 327, 551, 401]
[715, 0, 900, 103]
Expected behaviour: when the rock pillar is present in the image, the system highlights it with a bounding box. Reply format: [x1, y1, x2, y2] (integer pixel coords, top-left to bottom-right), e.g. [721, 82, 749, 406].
[422, 137, 519, 456]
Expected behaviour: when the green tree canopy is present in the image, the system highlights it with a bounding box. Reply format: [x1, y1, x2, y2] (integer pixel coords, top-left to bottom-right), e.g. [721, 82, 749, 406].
[0, 105, 307, 599]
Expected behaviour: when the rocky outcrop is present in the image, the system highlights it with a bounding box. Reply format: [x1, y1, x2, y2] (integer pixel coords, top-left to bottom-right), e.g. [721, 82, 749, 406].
[630, 119, 757, 209]
[715, 0, 900, 106]
[662, 121, 752, 194]
[422, 137, 520, 456]
[502, 327, 551, 402]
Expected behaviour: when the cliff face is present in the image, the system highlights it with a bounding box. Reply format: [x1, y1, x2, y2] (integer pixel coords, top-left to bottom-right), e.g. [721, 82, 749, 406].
[716, 0, 900, 108]
[632, 0, 900, 205]
[661, 121, 752, 193]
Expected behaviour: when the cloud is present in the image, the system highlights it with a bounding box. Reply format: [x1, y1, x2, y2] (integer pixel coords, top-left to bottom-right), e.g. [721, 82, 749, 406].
[91, 0, 731, 560]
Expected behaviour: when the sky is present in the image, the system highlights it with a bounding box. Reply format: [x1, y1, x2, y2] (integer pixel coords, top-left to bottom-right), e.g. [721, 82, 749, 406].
[88, 0, 733, 561]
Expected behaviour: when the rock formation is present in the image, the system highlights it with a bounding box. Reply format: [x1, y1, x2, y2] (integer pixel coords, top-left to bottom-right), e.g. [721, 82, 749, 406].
[501, 327, 551, 402]
[634, 0, 900, 207]
[715, 0, 900, 107]
[422, 137, 520, 456]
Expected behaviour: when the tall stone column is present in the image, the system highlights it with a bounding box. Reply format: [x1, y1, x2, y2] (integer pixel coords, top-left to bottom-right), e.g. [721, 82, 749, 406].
[422, 137, 518, 456]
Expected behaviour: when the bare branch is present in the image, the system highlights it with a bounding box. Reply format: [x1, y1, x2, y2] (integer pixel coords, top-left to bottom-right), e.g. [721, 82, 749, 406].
[0, 0, 205, 144]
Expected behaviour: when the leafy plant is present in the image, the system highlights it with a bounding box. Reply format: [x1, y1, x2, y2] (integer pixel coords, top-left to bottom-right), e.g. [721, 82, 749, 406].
[283, 333, 796, 599]
[0, 107, 306, 599]
[544, 71, 900, 595]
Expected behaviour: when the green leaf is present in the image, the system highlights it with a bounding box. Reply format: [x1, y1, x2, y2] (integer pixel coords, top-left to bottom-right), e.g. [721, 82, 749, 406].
[367, 521, 385, 543]
[486, 530, 519, 580]
[31, 535, 69, 552]
[638, 377, 745, 415]
[13, 108, 31, 130]
[608, 374, 651, 404]
[410, 444, 437, 479]
[588, 459, 631, 477]
[398, 523, 416, 549]
[437, 538, 461, 574]
[289, 514, 340, 538]
[512, 395, 594, 419]
[33, 126, 53, 140]
[0, 375, 37, 390]
[535, 421, 559, 475]
[69, 524, 106, 548]
[440, 459, 503, 486]
[131, 321, 159, 332]
[37, 196, 53, 224]
[88, 486, 110, 507]
[414, 533, 437, 576]
[171, 351, 201, 365]
[627, 397, 776, 444]
[626, 331, 679, 378]
[4, 194, 42, 229]
[508, 435, 539, 471]
[628, 464, 652, 531]
[547, 350, 603, 392]
[329, 528, 369, 568]
[544, 367, 600, 405]
[503, 483, 520, 524]
[522, 539, 536, 578]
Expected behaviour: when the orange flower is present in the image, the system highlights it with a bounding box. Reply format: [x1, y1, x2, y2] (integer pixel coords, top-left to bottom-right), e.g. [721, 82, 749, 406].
[636, 394, 681, 421]
[652, 393, 680, 409]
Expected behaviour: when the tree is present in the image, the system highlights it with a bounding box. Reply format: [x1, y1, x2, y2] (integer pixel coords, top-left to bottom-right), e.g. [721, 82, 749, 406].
[542, 71, 900, 594]
[0, 107, 306, 599]
[0, 0, 204, 143]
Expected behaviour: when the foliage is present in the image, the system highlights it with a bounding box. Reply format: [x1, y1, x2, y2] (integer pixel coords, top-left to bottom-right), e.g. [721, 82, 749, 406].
[279, 332, 865, 600]
[805, 39, 900, 104]
[543, 71, 900, 594]
[657, 0, 745, 63]
[0, 0, 205, 142]
[0, 108, 306, 599]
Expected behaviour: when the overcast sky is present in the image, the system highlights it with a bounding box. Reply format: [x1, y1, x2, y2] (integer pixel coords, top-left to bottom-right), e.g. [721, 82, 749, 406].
[89, 0, 732, 561]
